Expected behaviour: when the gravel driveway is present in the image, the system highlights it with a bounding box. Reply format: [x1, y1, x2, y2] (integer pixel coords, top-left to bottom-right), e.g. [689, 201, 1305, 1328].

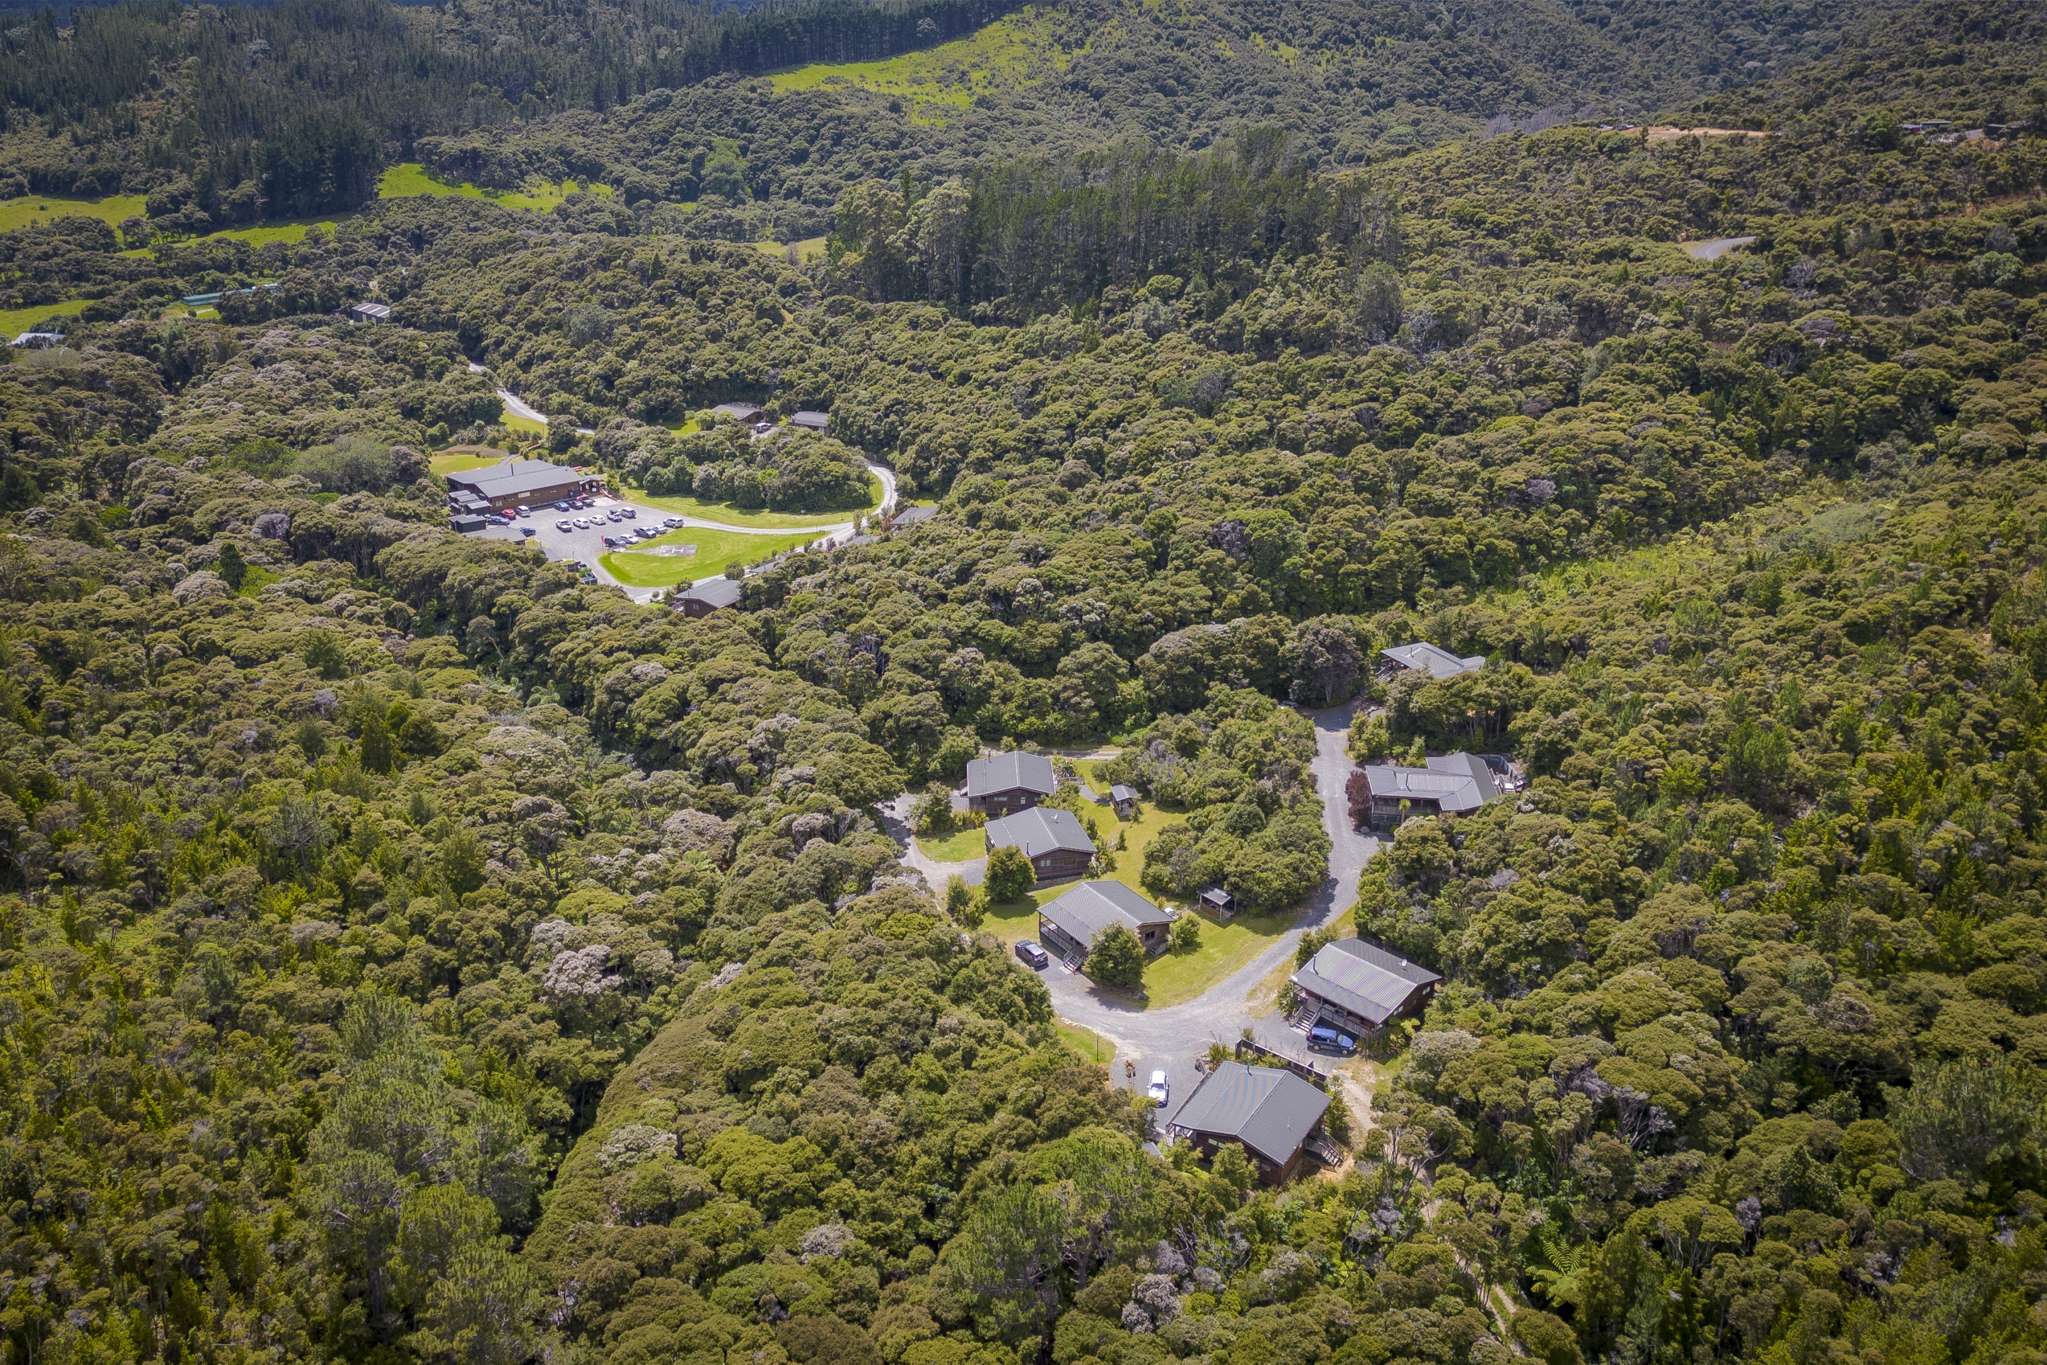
[995, 699, 1382, 1121]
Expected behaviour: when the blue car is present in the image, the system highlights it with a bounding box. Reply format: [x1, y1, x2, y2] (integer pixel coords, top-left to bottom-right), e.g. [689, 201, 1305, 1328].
[1308, 1024, 1358, 1055]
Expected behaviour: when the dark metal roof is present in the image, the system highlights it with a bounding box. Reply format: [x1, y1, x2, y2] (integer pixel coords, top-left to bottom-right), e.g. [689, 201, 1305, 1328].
[1291, 938, 1442, 1027]
[984, 806, 1094, 861]
[678, 577, 744, 608]
[965, 751, 1057, 799]
[1038, 880, 1171, 950]
[444, 457, 586, 501]
[892, 506, 937, 527]
[1172, 1063, 1328, 1167]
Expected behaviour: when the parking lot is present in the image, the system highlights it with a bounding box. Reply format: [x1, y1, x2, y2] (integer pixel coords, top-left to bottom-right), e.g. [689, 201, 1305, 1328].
[471, 492, 695, 600]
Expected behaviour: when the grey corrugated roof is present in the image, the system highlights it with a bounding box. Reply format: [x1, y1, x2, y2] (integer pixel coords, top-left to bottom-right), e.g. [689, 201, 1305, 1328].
[447, 458, 585, 500]
[1110, 784, 1136, 802]
[892, 506, 936, 527]
[1382, 641, 1485, 678]
[965, 752, 1056, 799]
[1039, 880, 1170, 950]
[984, 806, 1094, 861]
[1361, 753, 1500, 813]
[712, 402, 762, 420]
[1172, 1063, 1329, 1166]
[678, 577, 743, 608]
[790, 410, 829, 429]
[1292, 938, 1442, 1027]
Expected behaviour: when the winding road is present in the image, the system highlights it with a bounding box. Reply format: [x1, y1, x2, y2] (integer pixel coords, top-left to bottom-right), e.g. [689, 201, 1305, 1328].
[471, 368, 898, 598]
[1034, 699, 1379, 1066]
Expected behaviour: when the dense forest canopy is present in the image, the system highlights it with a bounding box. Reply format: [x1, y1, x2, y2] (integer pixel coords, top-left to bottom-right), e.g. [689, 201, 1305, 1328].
[2, 0, 2047, 1362]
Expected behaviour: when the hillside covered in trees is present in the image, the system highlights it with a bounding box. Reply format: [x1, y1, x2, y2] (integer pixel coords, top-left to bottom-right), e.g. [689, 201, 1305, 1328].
[2, 0, 2047, 1362]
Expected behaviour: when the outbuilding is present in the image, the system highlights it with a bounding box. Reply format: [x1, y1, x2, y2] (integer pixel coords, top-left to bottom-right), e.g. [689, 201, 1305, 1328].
[984, 806, 1095, 883]
[348, 302, 394, 324]
[790, 410, 830, 432]
[1110, 784, 1138, 818]
[677, 576, 745, 618]
[712, 402, 764, 424]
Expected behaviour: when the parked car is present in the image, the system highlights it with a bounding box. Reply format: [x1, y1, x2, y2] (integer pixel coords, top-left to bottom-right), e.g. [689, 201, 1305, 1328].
[1014, 941, 1049, 970]
[620, 508, 637, 519]
[498, 508, 517, 521]
[555, 520, 572, 532]
[1146, 1070, 1170, 1107]
[662, 517, 683, 529]
[635, 526, 656, 540]
[519, 526, 536, 538]
[516, 505, 531, 517]
[1308, 1024, 1359, 1055]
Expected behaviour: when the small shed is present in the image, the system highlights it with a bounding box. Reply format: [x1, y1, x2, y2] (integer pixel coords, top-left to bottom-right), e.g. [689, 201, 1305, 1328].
[790, 410, 830, 432]
[712, 402, 764, 424]
[1199, 887, 1236, 919]
[348, 302, 393, 324]
[1110, 784, 1138, 818]
[677, 576, 745, 618]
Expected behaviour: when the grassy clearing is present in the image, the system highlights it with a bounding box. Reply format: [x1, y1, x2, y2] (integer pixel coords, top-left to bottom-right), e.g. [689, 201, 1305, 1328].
[0, 192, 147, 233]
[0, 297, 93, 336]
[236, 565, 281, 598]
[754, 236, 829, 263]
[767, 11, 1071, 123]
[498, 411, 548, 437]
[377, 163, 609, 212]
[915, 825, 987, 862]
[623, 473, 880, 530]
[430, 450, 514, 477]
[1141, 908, 1298, 1009]
[1055, 1021, 1114, 1065]
[1069, 757, 1305, 1010]
[979, 886, 1060, 946]
[600, 527, 816, 588]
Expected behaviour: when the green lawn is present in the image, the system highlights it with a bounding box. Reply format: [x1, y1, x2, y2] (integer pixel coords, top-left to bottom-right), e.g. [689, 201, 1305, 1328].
[122, 216, 342, 257]
[915, 824, 987, 862]
[767, 11, 1073, 124]
[430, 450, 514, 477]
[1064, 758, 1306, 1010]
[0, 192, 147, 234]
[623, 473, 880, 530]
[980, 887, 1059, 947]
[1055, 1022, 1114, 1065]
[754, 236, 829, 263]
[599, 527, 817, 588]
[0, 297, 92, 337]
[1140, 908, 1299, 1009]
[377, 162, 609, 212]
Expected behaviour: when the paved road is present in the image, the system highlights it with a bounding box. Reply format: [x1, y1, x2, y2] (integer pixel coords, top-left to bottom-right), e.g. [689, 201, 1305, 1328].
[1024, 700, 1381, 1120]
